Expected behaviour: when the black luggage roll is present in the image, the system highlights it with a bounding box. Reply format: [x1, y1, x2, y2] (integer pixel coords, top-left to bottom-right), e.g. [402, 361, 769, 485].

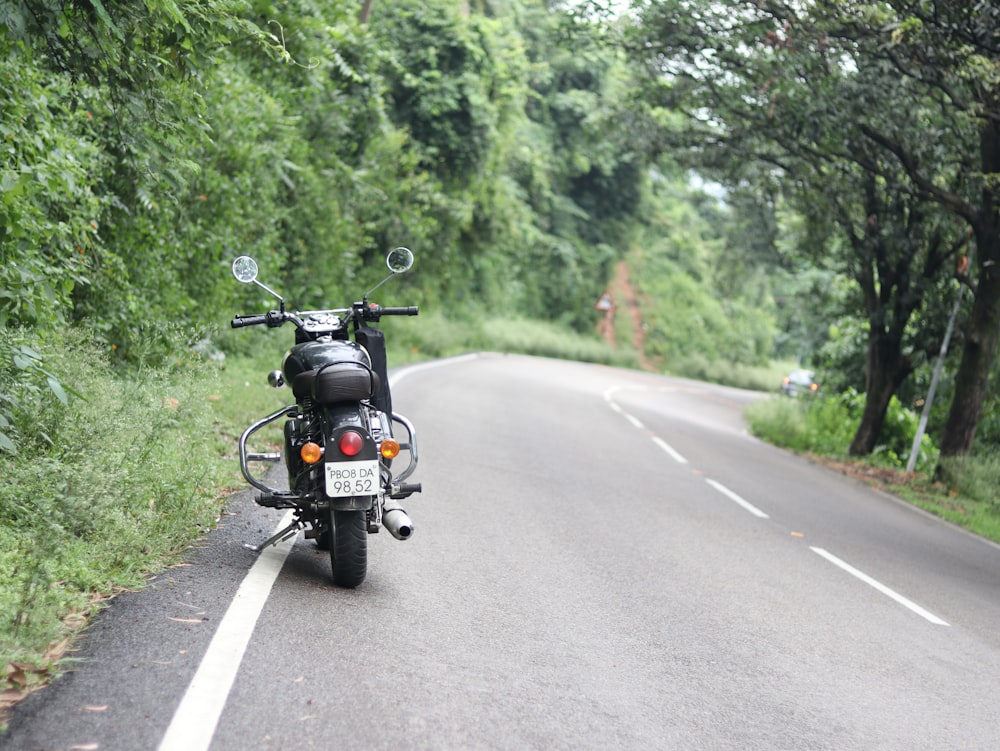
[356, 326, 392, 415]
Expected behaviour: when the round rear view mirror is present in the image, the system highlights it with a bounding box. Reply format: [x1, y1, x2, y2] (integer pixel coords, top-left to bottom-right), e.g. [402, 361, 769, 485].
[386, 247, 414, 274]
[232, 256, 259, 283]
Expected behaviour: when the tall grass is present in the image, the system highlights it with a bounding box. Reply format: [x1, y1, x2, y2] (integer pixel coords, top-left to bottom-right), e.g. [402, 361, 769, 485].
[935, 454, 1000, 509]
[744, 391, 939, 472]
[0, 331, 232, 670]
[382, 311, 639, 368]
[668, 355, 795, 393]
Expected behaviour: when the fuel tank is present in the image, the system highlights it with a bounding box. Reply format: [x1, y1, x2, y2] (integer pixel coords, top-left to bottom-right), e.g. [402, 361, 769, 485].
[282, 340, 371, 383]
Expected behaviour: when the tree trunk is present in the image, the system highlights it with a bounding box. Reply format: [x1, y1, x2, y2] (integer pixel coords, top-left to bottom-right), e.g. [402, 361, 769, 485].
[939, 113, 1000, 456]
[939, 222, 1000, 455]
[359, 0, 374, 24]
[849, 330, 910, 456]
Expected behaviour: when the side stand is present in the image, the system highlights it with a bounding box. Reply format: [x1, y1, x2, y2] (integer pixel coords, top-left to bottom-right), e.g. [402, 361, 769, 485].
[243, 519, 303, 552]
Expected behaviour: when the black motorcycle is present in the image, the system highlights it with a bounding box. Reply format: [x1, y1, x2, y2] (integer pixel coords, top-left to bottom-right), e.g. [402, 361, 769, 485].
[230, 248, 421, 588]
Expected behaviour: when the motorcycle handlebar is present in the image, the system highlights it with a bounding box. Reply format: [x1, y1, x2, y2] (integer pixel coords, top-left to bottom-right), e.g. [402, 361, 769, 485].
[231, 310, 296, 329]
[232, 305, 415, 330]
[378, 306, 419, 317]
[231, 313, 270, 328]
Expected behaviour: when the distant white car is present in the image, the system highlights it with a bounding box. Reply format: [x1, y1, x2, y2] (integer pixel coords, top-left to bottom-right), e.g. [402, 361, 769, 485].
[781, 369, 819, 397]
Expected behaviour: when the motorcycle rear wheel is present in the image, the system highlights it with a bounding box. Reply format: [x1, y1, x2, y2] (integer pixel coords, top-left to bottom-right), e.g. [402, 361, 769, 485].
[329, 508, 367, 588]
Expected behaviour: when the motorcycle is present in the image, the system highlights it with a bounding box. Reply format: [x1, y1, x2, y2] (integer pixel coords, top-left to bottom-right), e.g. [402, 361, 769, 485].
[230, 247, 421, 588]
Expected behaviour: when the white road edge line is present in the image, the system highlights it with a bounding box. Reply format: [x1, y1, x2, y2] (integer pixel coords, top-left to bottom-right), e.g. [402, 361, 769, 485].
[705, 478, 769, 518]
[389, 352, 479, 386]
[652, 436, 688, 465]
[810, 546, 950, 626]
[158, 510, 297, 751]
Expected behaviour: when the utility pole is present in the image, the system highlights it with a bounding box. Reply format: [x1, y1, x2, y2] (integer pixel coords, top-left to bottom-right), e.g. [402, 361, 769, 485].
[906, 284, 965, 474]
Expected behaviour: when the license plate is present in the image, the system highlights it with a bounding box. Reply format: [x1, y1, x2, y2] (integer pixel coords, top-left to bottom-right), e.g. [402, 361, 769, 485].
[325, 460, 380, 497]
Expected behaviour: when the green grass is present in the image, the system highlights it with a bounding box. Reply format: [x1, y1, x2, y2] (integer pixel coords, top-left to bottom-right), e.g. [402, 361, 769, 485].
[1, 337, 225, 673]
[667, 356, 796, 393]
[0, 329, 292, 699]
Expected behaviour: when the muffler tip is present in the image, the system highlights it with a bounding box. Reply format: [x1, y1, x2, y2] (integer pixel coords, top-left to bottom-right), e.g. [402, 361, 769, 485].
[383, 508, 414, 541]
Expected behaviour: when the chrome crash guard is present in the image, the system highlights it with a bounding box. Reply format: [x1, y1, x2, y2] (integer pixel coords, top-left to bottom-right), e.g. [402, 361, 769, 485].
[238, 404, 420, 549]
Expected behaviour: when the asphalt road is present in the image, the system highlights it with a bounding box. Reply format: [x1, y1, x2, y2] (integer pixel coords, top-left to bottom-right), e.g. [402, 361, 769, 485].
[4, 353, 1000, 750]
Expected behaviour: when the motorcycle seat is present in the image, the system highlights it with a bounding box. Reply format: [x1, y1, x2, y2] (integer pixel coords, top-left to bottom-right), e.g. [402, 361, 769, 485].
[292, 363, 381, 404]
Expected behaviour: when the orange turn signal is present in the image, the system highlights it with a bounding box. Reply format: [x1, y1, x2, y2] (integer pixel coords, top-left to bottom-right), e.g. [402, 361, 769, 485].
[300, 441, 323, 465]
[379, 439, 400, 459]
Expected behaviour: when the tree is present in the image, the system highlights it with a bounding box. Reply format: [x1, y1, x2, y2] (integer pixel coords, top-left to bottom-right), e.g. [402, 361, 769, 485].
[827, 1, 1000, 457]
[626, 0, 981, 456]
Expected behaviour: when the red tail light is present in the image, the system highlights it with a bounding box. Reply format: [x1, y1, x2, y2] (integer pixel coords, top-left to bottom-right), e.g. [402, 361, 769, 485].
[338, 430, 364, 457]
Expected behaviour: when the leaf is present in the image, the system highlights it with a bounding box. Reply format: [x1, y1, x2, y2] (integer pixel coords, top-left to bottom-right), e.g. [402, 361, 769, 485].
[46, 376, 69, 405]
[87, 0, 121, 40]
[0, 431, 15, 454]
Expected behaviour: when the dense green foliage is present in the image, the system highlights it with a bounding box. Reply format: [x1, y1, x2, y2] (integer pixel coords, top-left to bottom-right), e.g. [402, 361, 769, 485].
[0, 0, 785, 451]
[745, 393, 939, 474]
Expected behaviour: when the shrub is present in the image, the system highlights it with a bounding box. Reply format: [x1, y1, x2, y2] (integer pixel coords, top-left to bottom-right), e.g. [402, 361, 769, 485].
[744, 390, 938, 473]
[936, 453, 1000, 508]
[0, 328, 226, 664]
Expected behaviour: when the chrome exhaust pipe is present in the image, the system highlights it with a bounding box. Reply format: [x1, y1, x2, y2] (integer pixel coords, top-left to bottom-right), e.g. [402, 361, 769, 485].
[382, 501, 414, 540]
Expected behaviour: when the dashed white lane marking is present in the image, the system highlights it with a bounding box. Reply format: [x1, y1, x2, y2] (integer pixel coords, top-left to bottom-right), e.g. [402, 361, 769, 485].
[652, 436, 689, 464]
[624, 413, 645, 430]
[606, 386, 689, 463]
[811, 546, 949, 626]
[705, 478, 770, 518]
[605, 382, 952, 626]
[158, 510, 297, 751]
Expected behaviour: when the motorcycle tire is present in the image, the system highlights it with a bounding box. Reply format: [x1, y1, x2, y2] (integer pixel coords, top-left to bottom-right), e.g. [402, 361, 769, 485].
[329, 508, 367, 588]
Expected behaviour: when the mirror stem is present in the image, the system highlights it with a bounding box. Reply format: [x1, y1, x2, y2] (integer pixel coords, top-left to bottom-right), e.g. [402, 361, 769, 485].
[363, 273, 394, 298]
[252, 279, 285, 308]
